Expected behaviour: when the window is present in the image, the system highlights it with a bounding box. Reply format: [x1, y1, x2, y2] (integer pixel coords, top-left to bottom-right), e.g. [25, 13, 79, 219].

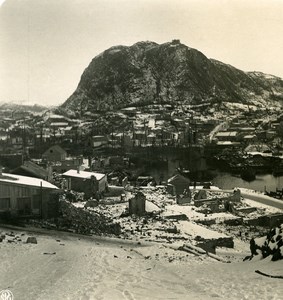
[17, 197, 32, 215]
[0, 198, 10, 210]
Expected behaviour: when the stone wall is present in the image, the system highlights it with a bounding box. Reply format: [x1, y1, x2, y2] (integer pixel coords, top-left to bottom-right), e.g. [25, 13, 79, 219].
[244, 214, 283, 228]
[196, 237, 234, 254]
[194, 189, 241, 212]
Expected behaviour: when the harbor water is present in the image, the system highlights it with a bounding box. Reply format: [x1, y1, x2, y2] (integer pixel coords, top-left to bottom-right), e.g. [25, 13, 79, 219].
[209, 173, 283, 193]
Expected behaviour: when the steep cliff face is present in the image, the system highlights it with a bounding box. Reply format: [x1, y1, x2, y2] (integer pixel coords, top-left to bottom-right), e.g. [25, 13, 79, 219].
[62, 40, 283, 112]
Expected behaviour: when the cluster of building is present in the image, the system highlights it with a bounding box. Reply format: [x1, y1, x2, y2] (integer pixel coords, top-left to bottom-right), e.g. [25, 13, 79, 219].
[210, 109, 283, 154]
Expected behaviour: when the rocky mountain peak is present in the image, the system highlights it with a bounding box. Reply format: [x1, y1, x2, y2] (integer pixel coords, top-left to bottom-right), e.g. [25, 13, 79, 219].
[62, 40, 283, 113]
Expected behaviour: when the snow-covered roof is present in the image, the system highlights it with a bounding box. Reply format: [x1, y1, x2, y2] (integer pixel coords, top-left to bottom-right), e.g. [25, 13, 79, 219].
[50, 122, 69, 127]
[62, 169, 105, 181]
[0, 173, 59, 189]
[243, 135, 256, 139]
[121, 107, 137, 111]
[168, 174, 190, 184]
[92, 135, 108, 141]
[215, 131, 238, 137]
[216, 141, 240, 145]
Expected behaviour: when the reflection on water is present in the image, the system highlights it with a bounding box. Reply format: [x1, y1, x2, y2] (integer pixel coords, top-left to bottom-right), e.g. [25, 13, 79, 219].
[145, 157, 283, 192]
[212, 173, 283, 192]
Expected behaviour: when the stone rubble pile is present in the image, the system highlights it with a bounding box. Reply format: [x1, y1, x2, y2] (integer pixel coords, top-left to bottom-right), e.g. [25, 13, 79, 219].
[58, 200, 121, 235]
[118, 214, 187, 243]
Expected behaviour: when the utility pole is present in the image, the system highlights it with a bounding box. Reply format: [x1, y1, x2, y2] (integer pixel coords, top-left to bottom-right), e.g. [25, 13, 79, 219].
[22, 116, 26, 160]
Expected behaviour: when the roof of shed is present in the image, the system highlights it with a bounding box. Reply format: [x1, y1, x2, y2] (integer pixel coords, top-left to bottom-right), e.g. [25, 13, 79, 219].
[62, 169, 105, 181]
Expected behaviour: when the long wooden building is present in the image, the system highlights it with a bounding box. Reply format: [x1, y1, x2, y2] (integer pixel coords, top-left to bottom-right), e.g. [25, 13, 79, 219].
[0, 171, 60, 219]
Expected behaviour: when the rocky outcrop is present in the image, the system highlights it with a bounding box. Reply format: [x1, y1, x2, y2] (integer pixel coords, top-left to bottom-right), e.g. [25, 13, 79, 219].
[247, 224, 283, 261]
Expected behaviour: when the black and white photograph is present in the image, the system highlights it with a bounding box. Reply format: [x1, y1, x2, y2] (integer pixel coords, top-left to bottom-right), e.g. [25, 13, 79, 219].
[1, 0, 283, 299]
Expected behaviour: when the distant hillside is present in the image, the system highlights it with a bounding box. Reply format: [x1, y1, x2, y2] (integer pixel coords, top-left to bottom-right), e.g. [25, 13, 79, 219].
[62, 40, 283, 112]
[0, 102, 48, 113]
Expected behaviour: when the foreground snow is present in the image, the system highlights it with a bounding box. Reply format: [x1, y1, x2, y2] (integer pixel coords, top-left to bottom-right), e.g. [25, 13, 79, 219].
[0, 227, 282, 300]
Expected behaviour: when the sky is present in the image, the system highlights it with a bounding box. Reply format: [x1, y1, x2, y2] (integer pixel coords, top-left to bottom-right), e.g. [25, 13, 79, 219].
[0, 0, 283, 106]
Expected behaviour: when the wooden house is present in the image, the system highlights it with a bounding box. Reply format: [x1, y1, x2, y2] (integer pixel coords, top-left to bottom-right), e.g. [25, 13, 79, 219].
[92, 136, 109, 148]
[0, 171, 60, 219]
[42, 145, 67, 162]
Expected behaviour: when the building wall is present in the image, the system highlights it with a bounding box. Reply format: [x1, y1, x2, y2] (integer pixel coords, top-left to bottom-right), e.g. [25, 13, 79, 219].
[64, 175, 107, 198]
[0, 182, 58, 218]
[98, 176, 107, 192]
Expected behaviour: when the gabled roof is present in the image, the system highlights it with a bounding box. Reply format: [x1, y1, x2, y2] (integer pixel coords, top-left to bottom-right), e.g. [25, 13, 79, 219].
[0, 173, 58, 189]
[12, 161, 48, 179]
[43, 145, 67, 156]
[62, 169, 105, 181]
[168, 174, 190, 185]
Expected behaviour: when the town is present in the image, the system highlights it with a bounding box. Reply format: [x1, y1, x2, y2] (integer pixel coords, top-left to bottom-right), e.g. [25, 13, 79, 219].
[1, 99, 283, 181]
[0, 100, 283, 249]
[1, 0, 283, 298]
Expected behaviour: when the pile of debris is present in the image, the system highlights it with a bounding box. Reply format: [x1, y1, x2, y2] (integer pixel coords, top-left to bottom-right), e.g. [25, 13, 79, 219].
[248, 224, 283, 261]
[58, 200, 121, 235]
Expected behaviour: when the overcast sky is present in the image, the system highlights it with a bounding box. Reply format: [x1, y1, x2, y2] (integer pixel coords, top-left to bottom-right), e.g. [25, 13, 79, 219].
[1, 0, 283, 106]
